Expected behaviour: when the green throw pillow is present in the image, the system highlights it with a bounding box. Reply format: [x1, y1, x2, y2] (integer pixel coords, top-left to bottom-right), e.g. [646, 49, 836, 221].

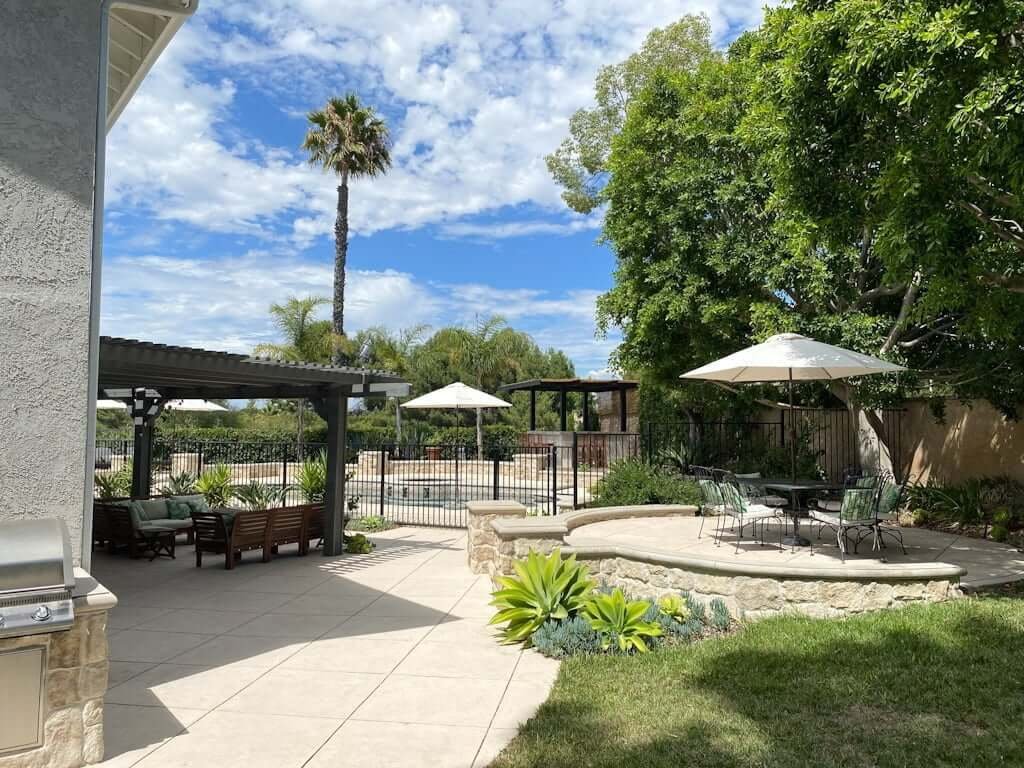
[128, 501, 146, 529]
[136, 498, 168, 521]
[184, 497, 211, 516]
[166, 500, 193, 520]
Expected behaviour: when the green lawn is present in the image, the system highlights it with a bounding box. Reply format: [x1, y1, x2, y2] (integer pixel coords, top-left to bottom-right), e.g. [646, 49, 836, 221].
[491, 592, 1024, 768]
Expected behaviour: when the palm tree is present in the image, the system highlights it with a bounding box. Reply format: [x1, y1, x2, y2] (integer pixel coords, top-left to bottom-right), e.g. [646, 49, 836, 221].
[452, 316, 524, 458]
[254, 296, 331, 457]
[302, 94, 392, 363]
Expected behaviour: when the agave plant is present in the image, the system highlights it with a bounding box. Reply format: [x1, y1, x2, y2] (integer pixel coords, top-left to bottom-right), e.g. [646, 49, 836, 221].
[294, 450, 328, 503]
[490, 549, 596, 645]
[656, 594, 691, 623]
[160, 471, 197, 496]
[232, 481, 286, 511]
[583, 588, 663, 653]
[194, 464, 234, 508]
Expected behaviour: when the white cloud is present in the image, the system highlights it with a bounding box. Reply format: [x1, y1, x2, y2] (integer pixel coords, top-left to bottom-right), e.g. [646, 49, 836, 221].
[438, 217, 601, 240]
[99, 252, 616, 372]
[105, 0, 769, 241]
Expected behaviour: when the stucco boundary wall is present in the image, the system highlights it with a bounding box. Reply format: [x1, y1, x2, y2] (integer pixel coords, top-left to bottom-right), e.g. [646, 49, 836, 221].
[469, 503, 964, 620]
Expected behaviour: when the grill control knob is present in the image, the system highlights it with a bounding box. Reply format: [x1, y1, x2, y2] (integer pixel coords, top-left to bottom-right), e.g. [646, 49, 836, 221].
[32, 605, 52, 622]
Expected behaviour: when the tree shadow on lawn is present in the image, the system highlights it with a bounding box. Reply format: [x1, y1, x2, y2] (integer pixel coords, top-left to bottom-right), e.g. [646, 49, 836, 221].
[491, 599, 1024, 768]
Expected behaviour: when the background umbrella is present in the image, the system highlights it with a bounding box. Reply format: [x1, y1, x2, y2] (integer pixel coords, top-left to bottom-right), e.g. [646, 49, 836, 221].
[681, 333, 904, 480]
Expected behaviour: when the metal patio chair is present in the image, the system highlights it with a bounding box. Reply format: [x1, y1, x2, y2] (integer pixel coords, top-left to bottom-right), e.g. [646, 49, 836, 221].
[808, 481, 880, 562]
[693, 465, 727, 539]
[717, 472, 783, 553]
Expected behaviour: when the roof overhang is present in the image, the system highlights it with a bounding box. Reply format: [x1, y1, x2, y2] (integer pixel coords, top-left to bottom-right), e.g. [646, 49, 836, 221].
[498, 378, 640, 394]
[98, 337, 407, 400]
[106, 0, 198, 131]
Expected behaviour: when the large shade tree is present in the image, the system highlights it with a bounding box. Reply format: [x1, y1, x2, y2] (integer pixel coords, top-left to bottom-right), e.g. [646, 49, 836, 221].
[592, 5, 1024, 464]
[303, 94, 391, 364]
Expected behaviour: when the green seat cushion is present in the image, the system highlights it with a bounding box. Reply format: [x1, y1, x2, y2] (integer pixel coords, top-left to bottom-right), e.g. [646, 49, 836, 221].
[217, 509, 237, 532]
[128, 501, 146, 529]
[139, 519, 193, 532]
[136, 498, 169, 521]
[166, 499, 194, 520]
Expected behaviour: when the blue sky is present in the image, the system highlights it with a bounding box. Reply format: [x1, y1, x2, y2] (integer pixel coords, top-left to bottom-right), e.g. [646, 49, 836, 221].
[101, 1, 766, 376]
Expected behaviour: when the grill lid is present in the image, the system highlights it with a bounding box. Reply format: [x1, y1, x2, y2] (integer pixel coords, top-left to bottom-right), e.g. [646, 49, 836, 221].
[0, 519, 75, 594]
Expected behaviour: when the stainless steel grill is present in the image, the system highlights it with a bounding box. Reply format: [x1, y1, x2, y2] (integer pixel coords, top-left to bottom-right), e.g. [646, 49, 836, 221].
[0, 519, 75, 638]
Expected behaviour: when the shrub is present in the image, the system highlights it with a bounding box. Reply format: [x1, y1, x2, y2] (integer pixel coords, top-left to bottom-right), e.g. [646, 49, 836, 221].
[490, 549, 596, 645]
[344, 533, 375, 554]
[348, 515, 395, 532]
[531, 617, 603, 658]
[159, 471, 197, 496]
[232, 481, 285, 511]
[709, 598, 732, 631]
[909, 476, 1024, 537]
[294, 450, 327, 503]
[684, 592, 706, 624]
[195, 465, 233, 508]
[94, 466, 132, 500]
[583, 588, 663, 653]
[591, 459, 700, 507]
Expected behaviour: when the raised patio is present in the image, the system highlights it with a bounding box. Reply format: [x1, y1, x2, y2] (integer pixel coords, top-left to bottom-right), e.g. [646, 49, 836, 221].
[91, 529, 557, 768]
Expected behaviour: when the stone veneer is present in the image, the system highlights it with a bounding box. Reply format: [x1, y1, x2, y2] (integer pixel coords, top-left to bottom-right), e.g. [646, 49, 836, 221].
[482, 504, 964, 620]
[0, 572, 116, 768]
[467, 500, 535, 575]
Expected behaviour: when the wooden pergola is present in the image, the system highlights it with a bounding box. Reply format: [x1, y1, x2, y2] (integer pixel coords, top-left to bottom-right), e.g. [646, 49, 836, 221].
[97, 336, 408, 556]
[497, 378, 639, 432]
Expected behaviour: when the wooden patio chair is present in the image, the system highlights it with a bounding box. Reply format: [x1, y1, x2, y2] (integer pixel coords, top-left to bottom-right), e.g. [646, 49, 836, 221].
[300, 504, 326, 555]
[191, 509, 271, 569]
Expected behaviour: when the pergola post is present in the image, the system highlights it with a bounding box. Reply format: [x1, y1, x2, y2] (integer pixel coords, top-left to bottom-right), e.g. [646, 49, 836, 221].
[129, 388, 163, 498]
[528, 390, 537, 431]
[618, 387, 628, 433]
[323, 389, 348, 556]
[582, 393, 590, 431]
[559, 388, 568, 432]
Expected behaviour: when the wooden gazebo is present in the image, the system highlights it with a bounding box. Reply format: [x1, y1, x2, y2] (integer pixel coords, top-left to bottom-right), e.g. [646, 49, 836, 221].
[497, 378, 639, 433]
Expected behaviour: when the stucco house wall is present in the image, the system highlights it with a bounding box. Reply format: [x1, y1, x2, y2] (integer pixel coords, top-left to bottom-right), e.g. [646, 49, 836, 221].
[0, 1, 103, 565]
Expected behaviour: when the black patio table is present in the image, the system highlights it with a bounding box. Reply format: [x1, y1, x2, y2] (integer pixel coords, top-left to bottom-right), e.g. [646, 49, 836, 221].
[751, 479, 843, 547]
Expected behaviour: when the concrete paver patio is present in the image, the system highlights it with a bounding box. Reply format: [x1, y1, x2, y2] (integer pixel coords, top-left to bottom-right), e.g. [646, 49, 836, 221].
[91, 527, 557, 768]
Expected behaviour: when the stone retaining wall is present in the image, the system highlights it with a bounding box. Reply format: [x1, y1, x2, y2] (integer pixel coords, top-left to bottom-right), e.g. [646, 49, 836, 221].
[467, 500, 530, 576]
[592, 556, 960, 620]
[0, 574, 116, 768]
[479, 503, 963, 621]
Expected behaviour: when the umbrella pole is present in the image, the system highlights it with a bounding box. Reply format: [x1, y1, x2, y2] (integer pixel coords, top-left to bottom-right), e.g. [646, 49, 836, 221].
[789, 369, 796, 483]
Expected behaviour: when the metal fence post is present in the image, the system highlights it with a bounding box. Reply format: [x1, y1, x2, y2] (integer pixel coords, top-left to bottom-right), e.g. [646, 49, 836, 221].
[281, 443, 289, 500]
[492, 456, 500, 501]
[572, 432, 579, 509]
[379, 446, 386, 518]
[550, 446, 557, 516]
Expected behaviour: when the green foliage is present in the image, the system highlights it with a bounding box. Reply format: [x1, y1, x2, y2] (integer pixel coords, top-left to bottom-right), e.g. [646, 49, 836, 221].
[231, 481, 285, 512]
[194, 465, 233, 508]
[159, 471, 197, 496]
[347, 515, 395, 532]
[546, 15, 716, 213]
[657, 594, 691, 623]
[294, 450, 328, 503]
[582, 588, 663, 654]
[709, 598, 732, 631]
[531, 617, 603, 659]
[591, 460, 700, 508]
[490, 550, 597, 646]
[94, 465, 132, 500]
[344, 533, 375, 554]
[685, 592, 706, 625]
[909, 476, 1024, 537]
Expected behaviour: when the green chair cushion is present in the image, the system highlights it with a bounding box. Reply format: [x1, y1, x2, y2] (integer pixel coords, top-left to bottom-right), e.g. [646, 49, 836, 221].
[181, 495, 211, 516]
[217, 509, 237, 532]
[136, 498, 169, 521]
[128, 501, 146, 530]
[166, 499, 194, 520]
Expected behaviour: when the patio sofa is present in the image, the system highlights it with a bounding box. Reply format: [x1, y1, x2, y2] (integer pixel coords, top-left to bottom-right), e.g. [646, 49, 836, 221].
[93, 495, 203, 558]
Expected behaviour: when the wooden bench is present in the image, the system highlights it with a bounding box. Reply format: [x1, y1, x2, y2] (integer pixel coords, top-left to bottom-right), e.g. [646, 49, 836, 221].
[191, 509, 271, 569]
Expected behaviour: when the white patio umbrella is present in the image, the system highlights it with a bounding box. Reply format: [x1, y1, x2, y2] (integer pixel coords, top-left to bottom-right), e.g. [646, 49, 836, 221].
[681, 333, 904, 479]
[401, 381, 510, 455]
[96, 399, 127, 410]
[163, 399, 228, 412]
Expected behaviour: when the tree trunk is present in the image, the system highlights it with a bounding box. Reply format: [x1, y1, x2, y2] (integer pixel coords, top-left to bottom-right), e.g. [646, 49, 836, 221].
[476, 407, 483, 461]
[829, 382, 896, 476]
[333, 175, 349, 366]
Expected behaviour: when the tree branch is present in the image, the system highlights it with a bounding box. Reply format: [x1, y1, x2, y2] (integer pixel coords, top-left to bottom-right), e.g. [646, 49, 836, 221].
[854, 283, 907, 307]
[979, 272, 1024, 293]
[880, 270, 922, 354]
[966, 173, 1021, 213]
[957, 200, 1024, 252]
[898, 318, 957, 349]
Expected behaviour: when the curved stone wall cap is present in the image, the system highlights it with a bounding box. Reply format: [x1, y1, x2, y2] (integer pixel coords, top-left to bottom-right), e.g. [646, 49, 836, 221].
[73, 567, 118, 614]
[562, 543, 967, 583]
[491, 504, 698, 538]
